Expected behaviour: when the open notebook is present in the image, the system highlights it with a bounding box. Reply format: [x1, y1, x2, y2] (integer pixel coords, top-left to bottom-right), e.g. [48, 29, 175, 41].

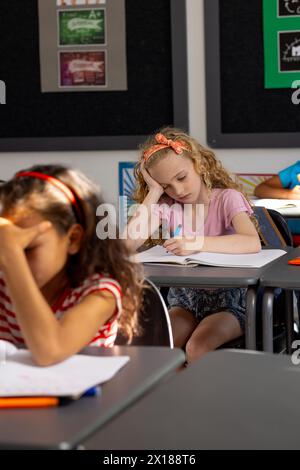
[0, 341, 129, 398]
[138, 245, 286, 268]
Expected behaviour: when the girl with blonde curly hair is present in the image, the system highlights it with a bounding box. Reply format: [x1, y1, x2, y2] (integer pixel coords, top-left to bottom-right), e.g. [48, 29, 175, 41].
[126, 127, 261, 364]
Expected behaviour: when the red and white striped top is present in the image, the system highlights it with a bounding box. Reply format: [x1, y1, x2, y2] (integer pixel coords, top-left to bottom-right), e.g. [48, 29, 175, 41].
[0, 273, 122, 348]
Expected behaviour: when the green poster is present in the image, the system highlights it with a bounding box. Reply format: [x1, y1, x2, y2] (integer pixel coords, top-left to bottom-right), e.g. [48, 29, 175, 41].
[59, 9, 105, 46]
[264, 0, 300, 88]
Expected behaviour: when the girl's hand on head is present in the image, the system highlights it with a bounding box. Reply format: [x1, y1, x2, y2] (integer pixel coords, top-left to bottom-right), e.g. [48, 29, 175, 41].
[163, 236, 204, 256]
[0, 217, 52, 256]
[140, 161, 164, 196]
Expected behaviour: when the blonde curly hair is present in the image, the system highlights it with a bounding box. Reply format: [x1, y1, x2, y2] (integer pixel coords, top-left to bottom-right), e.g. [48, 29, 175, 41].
[134, 127, 244, 202]
[133, 127, 259, 245]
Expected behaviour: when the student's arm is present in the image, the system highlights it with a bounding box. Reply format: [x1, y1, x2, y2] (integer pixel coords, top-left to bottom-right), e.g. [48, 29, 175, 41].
[2, 251, 116, 366]
[201, 212, 261, 253]
[0, 220, 116, 366]
[254, 175, 300, 199]
[2, 250, 116, 366]
[124, 162, 164, 252]
[164, 212, 261, 255]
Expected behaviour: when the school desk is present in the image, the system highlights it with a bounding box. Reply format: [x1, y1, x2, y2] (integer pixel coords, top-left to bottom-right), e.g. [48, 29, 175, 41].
[0, 346, 184, 450]
[81, 349, 300, 450]
[260, 246, 300, 353]
[144, 259, 282, 351]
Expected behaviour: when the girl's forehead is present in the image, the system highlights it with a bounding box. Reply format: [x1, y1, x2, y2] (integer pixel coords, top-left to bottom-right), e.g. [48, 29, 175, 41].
[149, 154, 192, 176]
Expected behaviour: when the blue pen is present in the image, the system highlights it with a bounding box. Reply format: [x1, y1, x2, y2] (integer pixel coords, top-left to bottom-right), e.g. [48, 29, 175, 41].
[173, 224, 182, 237]
[82, 386, 102, 398]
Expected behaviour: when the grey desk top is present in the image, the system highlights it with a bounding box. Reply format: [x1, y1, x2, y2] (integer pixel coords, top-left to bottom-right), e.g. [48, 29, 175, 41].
[260, 246, 300, 289]
[144, 258, 280, 288]
[82, 349, 300, 450]
[0, 346, 184, 450]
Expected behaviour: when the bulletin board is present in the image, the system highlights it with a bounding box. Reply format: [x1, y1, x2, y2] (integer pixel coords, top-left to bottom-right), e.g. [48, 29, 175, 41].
[0, 0, 188, 151]
[204, 0, 300, 148]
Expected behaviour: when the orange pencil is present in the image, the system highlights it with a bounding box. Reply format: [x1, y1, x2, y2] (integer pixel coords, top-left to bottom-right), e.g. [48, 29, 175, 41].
[0, 397, 59, 409]
[288, 257, 300, 266]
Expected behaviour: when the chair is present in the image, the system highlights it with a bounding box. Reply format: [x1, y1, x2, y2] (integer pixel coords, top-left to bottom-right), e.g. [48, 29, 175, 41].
[253, 206, 293, 248]
[222, 207, 295, 352]
[255, 207, 300, 348]
[115, 278, 174, 347]
[293, 235, 300, 247]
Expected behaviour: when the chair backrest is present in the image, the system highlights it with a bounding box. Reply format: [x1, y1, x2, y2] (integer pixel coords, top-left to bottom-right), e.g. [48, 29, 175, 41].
[253, 206, 293, 248]
[115, 278, 174, 347]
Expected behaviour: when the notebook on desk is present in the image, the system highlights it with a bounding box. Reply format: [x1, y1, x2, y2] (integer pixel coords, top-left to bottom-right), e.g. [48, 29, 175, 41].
[0, 341, 129, 398]
[137, 245, 286, 268]
[252, 199, 300, 210]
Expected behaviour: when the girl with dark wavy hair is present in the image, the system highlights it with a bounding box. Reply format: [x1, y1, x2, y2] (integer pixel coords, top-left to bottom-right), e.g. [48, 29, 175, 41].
[0, 164, 142, 365]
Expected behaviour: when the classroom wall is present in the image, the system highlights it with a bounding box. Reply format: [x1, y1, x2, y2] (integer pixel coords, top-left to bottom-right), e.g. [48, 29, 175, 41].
[1, 0, 299, 206]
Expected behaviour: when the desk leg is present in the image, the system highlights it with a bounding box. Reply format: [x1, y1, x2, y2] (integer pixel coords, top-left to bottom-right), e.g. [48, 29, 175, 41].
[262, 288, 274, 353]
[245, 287, 257, 350]
[285, 290, 294, 355]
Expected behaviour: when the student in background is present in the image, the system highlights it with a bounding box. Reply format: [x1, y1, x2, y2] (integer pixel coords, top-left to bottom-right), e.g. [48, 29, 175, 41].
[254, 162, 300, 246]
[125, 127, 260, 364]
[0, 165, 142, 366]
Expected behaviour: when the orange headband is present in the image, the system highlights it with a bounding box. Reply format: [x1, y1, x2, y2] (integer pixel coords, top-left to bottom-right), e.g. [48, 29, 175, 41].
[143, 133, 191, 162]
[15, 171, 83, 225]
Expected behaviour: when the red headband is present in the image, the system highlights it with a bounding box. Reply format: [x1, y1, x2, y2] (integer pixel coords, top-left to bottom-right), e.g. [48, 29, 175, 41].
[143, 133, 191, 162]
[15, 171, 83, 224]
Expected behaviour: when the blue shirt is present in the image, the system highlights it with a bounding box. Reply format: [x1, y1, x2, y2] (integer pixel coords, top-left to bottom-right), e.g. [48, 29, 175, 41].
[279, 161, 300, 234]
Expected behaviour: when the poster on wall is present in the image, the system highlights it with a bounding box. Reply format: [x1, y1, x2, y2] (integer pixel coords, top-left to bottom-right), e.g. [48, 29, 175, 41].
[118, 162, 136, 230]
[263, 0, 300, 88]
[57, 1, 106, 5]
[60, 51, 106, 87]
[59, 9, 106, 46]
[38, 0, 127, 92]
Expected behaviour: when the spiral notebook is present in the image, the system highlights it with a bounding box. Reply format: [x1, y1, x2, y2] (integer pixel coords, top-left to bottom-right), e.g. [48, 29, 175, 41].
[138, 245, 286, 268]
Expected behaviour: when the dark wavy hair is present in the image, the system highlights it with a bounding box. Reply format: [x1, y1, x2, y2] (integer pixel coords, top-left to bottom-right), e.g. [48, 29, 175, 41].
[0, 164, 143, 341]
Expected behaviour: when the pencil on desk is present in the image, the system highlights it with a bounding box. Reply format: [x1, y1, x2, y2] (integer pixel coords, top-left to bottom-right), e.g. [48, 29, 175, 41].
[0, 397, 59, 409]
[82, 386, 101, 397]
[288, 257, 300, 265]
[0, 388, 102, 408]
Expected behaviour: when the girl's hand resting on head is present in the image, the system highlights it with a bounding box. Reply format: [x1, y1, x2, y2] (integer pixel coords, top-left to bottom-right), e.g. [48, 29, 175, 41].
[0, 218, 52, 264]
[163, 235, 204, 256]
[140, 161, 164, 196]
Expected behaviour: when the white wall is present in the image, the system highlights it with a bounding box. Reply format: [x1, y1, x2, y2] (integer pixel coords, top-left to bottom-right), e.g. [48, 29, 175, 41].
[1, 0, 299, 205]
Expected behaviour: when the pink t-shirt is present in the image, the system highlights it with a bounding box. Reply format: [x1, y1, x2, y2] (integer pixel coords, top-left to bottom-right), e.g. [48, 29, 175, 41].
[155, 188, 253, 237]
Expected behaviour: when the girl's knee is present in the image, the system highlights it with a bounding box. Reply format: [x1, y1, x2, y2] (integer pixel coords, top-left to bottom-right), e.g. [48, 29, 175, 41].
[185, 335, 212, 363]
[169, 307, 197, 349]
